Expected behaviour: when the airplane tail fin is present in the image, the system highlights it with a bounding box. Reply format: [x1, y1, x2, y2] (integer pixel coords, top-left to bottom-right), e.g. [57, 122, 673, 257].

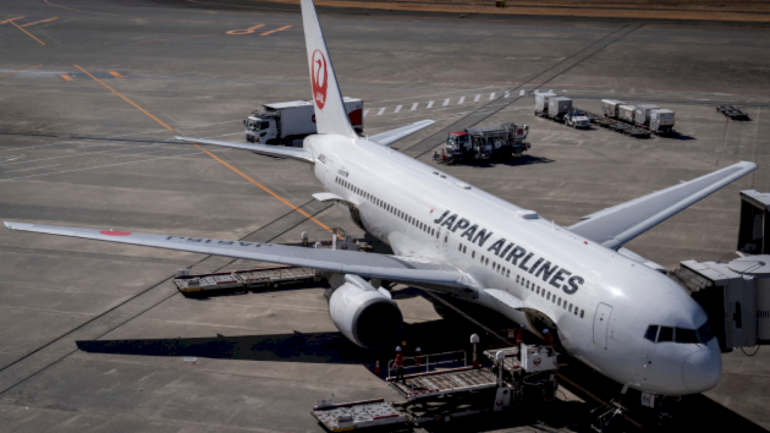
[301, 0, 357, 138]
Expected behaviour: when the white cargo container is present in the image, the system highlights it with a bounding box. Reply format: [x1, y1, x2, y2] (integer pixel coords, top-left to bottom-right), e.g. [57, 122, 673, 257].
[534, 92, 557, 114]
[618, 105, 636, 124]
[601, 99, 625, 119]
[547, 97, 572, 120]
[245, 97, 363, 144]
[634, 104, 660, 126]
[650, 109, 675, 134]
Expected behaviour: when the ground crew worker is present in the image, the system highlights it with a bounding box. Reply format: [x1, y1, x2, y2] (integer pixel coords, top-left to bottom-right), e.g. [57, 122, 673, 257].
[415, 347, 423, 370]
[516, 323, 525, 346]
[543, 329, 554, 355]
[394, 346, 405, 383]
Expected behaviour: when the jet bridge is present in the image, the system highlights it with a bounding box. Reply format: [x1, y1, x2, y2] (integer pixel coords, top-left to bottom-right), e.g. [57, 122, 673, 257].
[669, 190, 770, 350]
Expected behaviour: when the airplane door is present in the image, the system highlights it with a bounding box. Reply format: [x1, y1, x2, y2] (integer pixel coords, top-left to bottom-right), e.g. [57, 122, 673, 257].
[593, 303, 612, 349]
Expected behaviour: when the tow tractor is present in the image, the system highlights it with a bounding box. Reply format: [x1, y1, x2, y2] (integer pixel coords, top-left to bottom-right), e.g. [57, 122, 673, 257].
[310, 339, 559, 432]
[433, 123, 530, 165]
[564, 109, 591, 128]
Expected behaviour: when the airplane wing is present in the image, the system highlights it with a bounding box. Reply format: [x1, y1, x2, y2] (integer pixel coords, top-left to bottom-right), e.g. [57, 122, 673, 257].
[568, 161, 756, 250]
[368, 120, 435, 146]
[175, 136, 315, 164]
[3, 221, 473, 295]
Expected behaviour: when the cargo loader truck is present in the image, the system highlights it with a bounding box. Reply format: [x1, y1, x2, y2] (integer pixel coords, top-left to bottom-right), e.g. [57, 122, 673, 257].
[244, 97, 363, 145]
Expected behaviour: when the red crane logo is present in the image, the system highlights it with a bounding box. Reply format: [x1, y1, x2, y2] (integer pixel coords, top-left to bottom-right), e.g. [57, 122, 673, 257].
[311, 50, 328, 110]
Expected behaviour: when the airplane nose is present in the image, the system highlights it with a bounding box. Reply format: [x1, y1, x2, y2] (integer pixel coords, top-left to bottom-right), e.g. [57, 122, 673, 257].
[682, 348, 722, 393]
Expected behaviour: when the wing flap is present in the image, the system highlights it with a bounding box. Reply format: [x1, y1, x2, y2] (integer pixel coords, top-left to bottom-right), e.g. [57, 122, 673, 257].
[4, 221, 469, 293]
[568, 161, 756, 249]
[176, 136, 314, 163]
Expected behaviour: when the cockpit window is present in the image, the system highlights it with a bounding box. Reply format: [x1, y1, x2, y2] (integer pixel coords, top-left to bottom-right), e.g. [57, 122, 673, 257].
[696, 323, 715, 343]
[644, 325, 659, 342]
[657, 326, 673, 342]
[645, 323, 715, 344]
[675, 327, 698, 344]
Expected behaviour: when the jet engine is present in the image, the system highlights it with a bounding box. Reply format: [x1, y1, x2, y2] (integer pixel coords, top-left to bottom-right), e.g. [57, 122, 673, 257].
[328, 274, 403, 349]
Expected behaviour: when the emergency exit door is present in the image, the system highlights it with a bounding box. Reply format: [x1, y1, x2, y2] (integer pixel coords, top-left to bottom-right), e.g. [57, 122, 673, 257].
[593, 303, 613, 349]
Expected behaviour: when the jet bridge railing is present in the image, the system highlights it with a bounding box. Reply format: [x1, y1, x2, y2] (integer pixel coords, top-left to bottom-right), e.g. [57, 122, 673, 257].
[386, 350, 467, 380]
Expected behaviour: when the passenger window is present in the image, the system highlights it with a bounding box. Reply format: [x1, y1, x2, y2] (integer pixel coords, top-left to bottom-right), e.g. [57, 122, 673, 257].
[486, 258, 489, 265]
[569, 304, 573, 313]
[658, 326, 673, 342]
[536, 287, 539, 294]
[481, 255, 484, 262]
[507, 270, 510, 278]
[458, 244, 462, 251]
[463, 246, 467, 253]
[547, 292, 550, 301]
[580, 310, 584, 318]
[516, 275, 520, 283]
[472, 251, 475, 258]
[644, 325, 659, 342]
[526, 281, 529, 288]
[676, 328, 698, 344]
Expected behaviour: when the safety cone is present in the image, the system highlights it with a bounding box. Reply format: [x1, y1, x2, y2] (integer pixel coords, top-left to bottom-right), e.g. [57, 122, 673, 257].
[374, 359, 381, 374]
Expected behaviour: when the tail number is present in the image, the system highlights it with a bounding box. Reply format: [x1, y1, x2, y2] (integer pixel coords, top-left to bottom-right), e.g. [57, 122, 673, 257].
[311, 50, 328, 109]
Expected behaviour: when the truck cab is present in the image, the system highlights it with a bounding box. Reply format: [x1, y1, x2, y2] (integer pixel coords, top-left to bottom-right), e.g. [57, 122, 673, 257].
[244, 116, 277, 143]
[446, 131, 470, 157]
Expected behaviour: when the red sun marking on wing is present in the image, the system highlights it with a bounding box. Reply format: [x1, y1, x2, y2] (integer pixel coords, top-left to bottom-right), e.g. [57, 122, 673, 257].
[100, 231, 132, 236]
[311, 50, 328, 110]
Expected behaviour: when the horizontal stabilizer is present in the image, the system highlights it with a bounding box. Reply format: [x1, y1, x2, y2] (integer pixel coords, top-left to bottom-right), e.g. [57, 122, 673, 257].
[569, 161, 757, 249]
[369, 120, 435, 146]
[175, 136, 314, 163]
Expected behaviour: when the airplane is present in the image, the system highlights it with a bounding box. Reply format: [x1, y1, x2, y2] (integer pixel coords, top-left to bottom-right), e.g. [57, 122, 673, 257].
[4, 0, 757, 398]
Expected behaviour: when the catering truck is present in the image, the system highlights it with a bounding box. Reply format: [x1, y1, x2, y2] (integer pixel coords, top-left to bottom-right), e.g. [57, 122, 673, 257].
[244, 98, 363, 145]
[434, 122, 530, 164]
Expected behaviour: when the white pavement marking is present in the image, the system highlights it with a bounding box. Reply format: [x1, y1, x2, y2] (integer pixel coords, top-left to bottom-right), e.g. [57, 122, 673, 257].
[394, 105, 402, 113]
[548, 89, 553, 93]
[459, 97, 466, 104]
[505, 91, 510, 98]
[520, 89, 526, 96]
[4, 164, 60, 173]
[443, 99, 450, 106]
[377, 107, 386, 115]
[0, 143, 159, 167]
[0, 151, 203, 182]
[410, 103, 418, 111]
[364, 109, 369, 117]
[114, 149, 172, 158]
[474, 94, 480, 102]
[489, 93, 495, 100]
[427, 101, 434, 109]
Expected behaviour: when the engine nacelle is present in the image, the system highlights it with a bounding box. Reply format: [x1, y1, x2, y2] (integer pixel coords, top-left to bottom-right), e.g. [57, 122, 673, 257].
[329, 275, 403, 349]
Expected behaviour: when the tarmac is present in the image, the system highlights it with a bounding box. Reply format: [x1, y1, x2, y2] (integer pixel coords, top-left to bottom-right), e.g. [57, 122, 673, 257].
[0, 0, 769, 432]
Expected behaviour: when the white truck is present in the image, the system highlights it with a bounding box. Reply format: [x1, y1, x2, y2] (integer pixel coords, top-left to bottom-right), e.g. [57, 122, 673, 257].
[244, 98, 363, 145]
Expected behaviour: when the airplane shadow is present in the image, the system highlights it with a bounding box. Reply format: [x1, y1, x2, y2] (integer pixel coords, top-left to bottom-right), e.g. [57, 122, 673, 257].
[467, 155, 555, 168]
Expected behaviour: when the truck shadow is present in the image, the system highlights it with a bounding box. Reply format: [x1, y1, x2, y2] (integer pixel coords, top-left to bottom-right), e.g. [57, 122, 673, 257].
[466, 155, 555, 168]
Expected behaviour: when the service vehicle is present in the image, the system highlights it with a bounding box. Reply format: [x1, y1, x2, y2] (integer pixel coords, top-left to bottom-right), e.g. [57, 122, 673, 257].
[244, 98, 363, 145]
[547, 96, 573, 121]
[564, 109, 591, 128]
[618, 104, 636, 124]
[434, 123, 529, 164]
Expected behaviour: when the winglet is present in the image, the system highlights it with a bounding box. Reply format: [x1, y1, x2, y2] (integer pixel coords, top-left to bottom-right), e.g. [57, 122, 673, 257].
[4, 222, 11, 230]
[301, 0, 357, 138]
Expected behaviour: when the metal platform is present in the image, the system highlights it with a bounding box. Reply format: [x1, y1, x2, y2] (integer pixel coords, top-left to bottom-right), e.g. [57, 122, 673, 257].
[388, 367, 498, 400]
[311, 399, 406, 432]
[173, 266, 320, 295]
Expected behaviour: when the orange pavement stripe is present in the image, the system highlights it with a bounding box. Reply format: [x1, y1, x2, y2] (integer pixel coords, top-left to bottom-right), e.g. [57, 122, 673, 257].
[108, 71, 126, 78]
[0, 16, 25, 25]
[9, 18, 46, 45]
[131, 33, 218, 45]
[21, 17, 59, 27]
[73, 64, 335, 234]
[0, 64, 42, 78]
[59, 73, 77, 81]
[260, 25, 292, 36]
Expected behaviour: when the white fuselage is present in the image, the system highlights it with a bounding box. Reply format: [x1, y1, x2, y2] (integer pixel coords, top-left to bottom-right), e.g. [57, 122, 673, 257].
[305, 134, 721, 396]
